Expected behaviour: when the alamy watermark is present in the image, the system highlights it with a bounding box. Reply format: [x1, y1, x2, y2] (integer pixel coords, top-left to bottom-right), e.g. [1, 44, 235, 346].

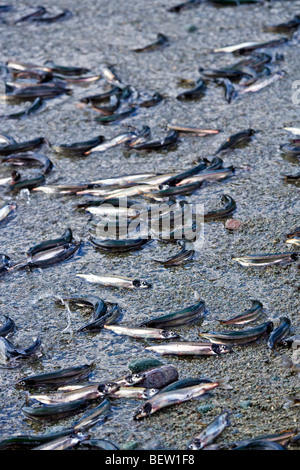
[94, 198, 204, 247]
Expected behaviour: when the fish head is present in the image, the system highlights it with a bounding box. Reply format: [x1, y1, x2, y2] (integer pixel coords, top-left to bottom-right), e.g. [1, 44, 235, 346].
[134, 402, 152, 420]
[142, 388, 159, 399]
[125, 372, 146, 386]
[161, 330, 180, 339]
[188, 439, 203, 451]
[214, 344, 233, 355]
[132, 279, 152, 289]
[98, 382, 119, 395]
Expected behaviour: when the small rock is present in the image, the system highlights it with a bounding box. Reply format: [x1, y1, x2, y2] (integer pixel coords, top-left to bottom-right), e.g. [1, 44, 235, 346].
[225, 218, 242, 231]
[196, 404, 215, 414]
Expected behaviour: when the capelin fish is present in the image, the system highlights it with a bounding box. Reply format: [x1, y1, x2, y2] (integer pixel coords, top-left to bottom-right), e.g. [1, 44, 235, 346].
[113, 371, 147, 387]
[0, 254, 11, 273]
[204, 194, 236, 221]
[263, 15, 300, 34]
[0, 429, 77, 451]
[238, 429, 298, 448]
[44, 61, 90, 76]
[8, 242, 81, 271]
[236, 71, 284, 97]
[145, 341, 232, 356]
[0, 202, 17, 222]
[216, 77, 237, 103]
[218, 300, 264, 325]
[22, 399, 90, 421]
[162, 160, 208, 187]
[59, 295, 107, 321]
[103, 324, 180, 340]
[3, 83, 71, 101]
[0, 97, 44, 120]
[0, 315, 15, 337]
[215, 129, 255, 154]
[133, 33, 169, 52]
[73, 399, 111, 431]
[0, 137, 45, 156]
[51, 136, 104, 157]
[108, 386, 158, 400]
[286, 227, 300, 246]
[0, 335, 42, 359]
[232, 252, 298, 267]
[32, 432, 90, 451]
[167, 124, 220, 136]
[176, 79, 206, 101]
[214, 38, 289, 54]
[86, 132, 137, 154]
[16, 363, 94, 388]
[154, 247, 195, 267]
[134, 380, 225, 419]
[199, 320, 274, 346]
[267, 317, 291, 350]
[76, 273, 152, 289]
[177, 166, 235, 185]
[0, 132, 17, 146]
[91, 238, 149, 252]
[100, 65, 126, 90]
[95, 106, 137, 124]
[280, 143, 300, 156]
[129, 130, 179, 151]
[1, 151, 53, 175]
[27, 228, 73, 256]
[80, 439, 120, 450]
[27, 382, 119, 405]
[233, 439, 287, 450]
[31, 8, 72, 23]
[9, 173, 45, 192]
[284, 173, 300, 184]
[140, 300, 206, 329]
[14, 5, 46, 23]
[188, 411, 231, 450]
[77, 303, 122, 331]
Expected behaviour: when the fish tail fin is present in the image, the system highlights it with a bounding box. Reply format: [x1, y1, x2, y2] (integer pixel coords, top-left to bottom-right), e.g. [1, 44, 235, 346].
[217, 376, 233, 390]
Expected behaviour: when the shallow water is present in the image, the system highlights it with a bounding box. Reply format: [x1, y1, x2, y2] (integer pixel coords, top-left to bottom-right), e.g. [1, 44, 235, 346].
[0, 0, 299, 450]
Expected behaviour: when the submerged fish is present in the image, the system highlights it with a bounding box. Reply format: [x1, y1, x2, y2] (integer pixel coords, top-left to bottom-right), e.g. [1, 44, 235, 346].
[176, 79, 206, 101]
[199, 320, 274, 346]
[188, 411, 231, 450]
[215, 129, 255, 153]
[153, 247, 195, 267]
[91, 238, 149, 252]
[27, 228, 73, 256]
[51, 136, 104, 157]
[76, 273, 152, 289]
[1, 151, 53, 175]
[217, 300, 264, 325]
[140, 300, 206, 328]
[232, 252, 298, 267]
[32, 432, 90, 451]
[0, 335, 42, 359]
[0, 315, 15, 337]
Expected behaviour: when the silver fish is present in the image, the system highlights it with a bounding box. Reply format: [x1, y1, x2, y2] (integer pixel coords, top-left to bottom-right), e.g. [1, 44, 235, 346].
[145, 342, 232, 356]
[76, 273, 152, 289]
[188, 411, 231, 450]
[103, 325, 179, 340]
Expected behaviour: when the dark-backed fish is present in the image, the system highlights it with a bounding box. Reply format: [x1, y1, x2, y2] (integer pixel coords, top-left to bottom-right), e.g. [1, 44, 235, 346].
[0, 335, 42, 359]
[215, 129, 255, 153]
[199, 320, 274, 346]
[22, 399, 90, 421]
[0, 137, 45, 156]
[91, 237, 149, 252]
[8, 242, 81, 271]
[1, 151, 53, 174]
[188, 411, 231, 450]
[51, 136, 104, 157]
[280, 143, 300, 156]
[204, 194, 236, 220]
[73, 399, 111, 431]
[129, 130, 179, 150]
[233, 440, 287, 450]
[264, 15, 300, 33]
[140, 299, 206, 328]
[267, 317, 291, 349]
[176, 79, 206, 101]
[218, 300, 264, 325]
[0, 97, 44, 120]
[0, 315, 15, 337]
[214, 38, 289, 54]
[27, 228, 73, 256]
[14, 5, 46, 23]
[77, 303, 122, 331]
[16, 363, 94, 388]
[232, 252, 298, 267]
[153, 247, 195, 267]
[133, 33, 169, 52]
[9, 173, 45, 192]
